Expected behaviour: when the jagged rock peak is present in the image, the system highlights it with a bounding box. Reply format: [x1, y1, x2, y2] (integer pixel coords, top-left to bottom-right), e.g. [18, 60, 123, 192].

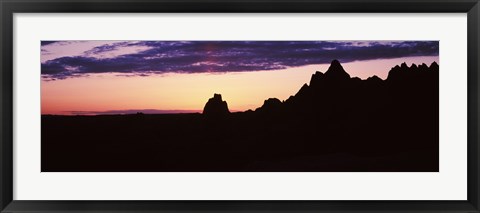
[294, 83, 311, 98]
[299, 83, 309, 92]
[331, 59, 341, 67]
[313, 71, 324, 77]
[309, 71, 324, 86]
[419, 63, 429, 69]
[325, 59, 350, 80]
[203, 93, 230, 117]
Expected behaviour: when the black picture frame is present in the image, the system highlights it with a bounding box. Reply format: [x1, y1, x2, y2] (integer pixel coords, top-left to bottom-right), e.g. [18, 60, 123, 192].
[1, 0, 479, 212]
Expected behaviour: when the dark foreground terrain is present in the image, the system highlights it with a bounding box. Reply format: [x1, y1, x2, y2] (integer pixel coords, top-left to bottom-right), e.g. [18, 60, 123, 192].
[42, 60, 439, 172]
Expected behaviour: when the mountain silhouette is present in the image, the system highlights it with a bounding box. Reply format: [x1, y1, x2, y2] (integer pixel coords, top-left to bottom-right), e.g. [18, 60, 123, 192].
[203, 93, 230, 118]
[250, 59, 439, 118]
[201, 59, 438, 170]
[324, 59, 351, 81]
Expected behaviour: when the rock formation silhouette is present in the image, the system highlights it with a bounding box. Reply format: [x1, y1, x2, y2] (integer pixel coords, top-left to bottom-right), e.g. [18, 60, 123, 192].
[203, 93, 230, 118]
[258, 59, 440, 118]
[255, 98, 283, 116]
[43, 59, 439, 172]
[324, 59, 351, 81]
[204, 59, 438, 166]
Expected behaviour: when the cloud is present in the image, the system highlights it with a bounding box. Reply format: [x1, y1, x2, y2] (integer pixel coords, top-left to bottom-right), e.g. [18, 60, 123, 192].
[41, 41, 60, 46]
[41, 41, 439, 80]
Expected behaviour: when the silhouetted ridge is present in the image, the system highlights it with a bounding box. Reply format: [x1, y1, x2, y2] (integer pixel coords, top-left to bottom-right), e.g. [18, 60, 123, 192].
[309, 71, 324, 87]
[296, 83, 310, 97]
[324, 59, 350, 81]
[203, 94, 230, 117]
[386, 61, 439, 83]
[262, 60, 438, 120]
[418, 63, 429, 70]
[200, 60, 438, 128]
[430, 61, 439, 71]
[256, 98, 283, 114]
[367, 75, 383, 83]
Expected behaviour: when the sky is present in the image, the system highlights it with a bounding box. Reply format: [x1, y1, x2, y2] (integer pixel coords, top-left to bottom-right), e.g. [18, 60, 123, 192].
[41, 41, 439, 115]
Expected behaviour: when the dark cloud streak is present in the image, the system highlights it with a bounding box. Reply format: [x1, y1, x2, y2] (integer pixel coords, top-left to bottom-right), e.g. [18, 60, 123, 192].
[41, 41, 59, 46]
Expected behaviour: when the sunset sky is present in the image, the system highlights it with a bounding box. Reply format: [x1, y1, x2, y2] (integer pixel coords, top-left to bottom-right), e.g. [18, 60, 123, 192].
[41, 41, 439, 115]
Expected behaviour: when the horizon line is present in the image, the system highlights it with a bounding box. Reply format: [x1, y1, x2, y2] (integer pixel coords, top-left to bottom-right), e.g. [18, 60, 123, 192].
[41, 59, 439, 115]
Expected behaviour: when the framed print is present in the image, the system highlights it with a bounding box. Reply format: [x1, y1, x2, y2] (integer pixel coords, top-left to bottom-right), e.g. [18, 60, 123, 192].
[1, 0, 479, 212]
[40, 40, 440, 173]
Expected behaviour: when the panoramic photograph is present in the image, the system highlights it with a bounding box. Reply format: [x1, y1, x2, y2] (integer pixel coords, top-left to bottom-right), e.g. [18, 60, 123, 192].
[41, 40, 439, 172]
